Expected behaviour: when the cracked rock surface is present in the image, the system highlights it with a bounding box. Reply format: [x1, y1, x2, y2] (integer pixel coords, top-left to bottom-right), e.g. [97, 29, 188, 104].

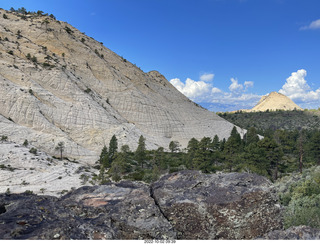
[151, 170, 283, 239]
[0, 9, 240, 163]
[0, 170, 288, 240]
[259, 226, 320, 240]
[0, 181, 176, 240]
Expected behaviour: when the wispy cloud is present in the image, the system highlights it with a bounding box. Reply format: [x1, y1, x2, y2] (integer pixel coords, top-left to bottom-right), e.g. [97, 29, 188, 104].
[200, 73, 214, 82]
[300, 19, 320, 30]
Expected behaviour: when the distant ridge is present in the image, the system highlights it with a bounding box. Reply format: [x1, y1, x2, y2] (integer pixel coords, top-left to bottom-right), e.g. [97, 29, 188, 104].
[234, 92, 303, 113]
[250, 92, 302, 112]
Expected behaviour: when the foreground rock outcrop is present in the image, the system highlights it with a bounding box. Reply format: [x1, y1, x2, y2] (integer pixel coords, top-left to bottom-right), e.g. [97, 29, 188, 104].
[0, 182, 176, 240]
[152, 170, 283, 239]
[260, 226, 320, 240]
[0, 171, 285, 240]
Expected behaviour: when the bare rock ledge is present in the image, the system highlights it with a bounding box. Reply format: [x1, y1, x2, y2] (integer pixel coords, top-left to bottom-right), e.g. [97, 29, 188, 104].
[0, 170, 288, 240]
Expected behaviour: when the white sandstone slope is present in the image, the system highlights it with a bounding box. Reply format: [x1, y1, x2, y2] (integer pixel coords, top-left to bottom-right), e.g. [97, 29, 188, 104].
[250, 92, 303, 112]
[0, 9, 240, 163]
[0, 141, 97, 196]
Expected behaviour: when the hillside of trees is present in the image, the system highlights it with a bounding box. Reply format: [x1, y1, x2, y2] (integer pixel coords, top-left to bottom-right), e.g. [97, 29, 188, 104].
[217, 109, 320, 134]
[93, 122, 320, 228]
[94, 125, 320, 184]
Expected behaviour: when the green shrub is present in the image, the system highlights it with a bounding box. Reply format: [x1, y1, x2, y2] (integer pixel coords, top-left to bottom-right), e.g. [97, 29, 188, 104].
[64, 26, 73, 34]
[84, 88, 91, 93]
[23, 139, 29, 147]
[31, 56, 37, 63]
[280, 168, 320, 229]
[284, 195, 320, 229]
[24, 190, 34, 195]
[1, 135, 8, 141]
[291, 178, 320, 200]
[29, 147, 37, 155]
[127, 170, 145, 181]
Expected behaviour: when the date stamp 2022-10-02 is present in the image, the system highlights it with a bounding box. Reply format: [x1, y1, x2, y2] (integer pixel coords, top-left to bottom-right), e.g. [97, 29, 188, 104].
[144, 240, 177, 244]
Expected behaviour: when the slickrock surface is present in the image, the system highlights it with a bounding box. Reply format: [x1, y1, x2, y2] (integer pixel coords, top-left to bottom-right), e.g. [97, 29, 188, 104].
[0, 141, 97, 196]
[249, 91, 302, 112]
[0, 171, 284, 240]
[0, 9, 240, 163]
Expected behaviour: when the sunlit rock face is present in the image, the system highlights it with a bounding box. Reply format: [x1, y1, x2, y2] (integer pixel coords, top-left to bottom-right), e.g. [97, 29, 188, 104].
[250, 92, 303, 112]
[0, 9, 238, 163]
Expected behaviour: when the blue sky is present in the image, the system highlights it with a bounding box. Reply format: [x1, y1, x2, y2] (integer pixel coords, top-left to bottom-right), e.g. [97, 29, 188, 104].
[2, 0, 320, 111]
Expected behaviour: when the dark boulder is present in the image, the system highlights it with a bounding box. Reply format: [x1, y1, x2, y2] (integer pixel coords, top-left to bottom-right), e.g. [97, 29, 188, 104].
[260, 225, 320, 240]
[151, 170, 283, 239]
[0, 171, 286, 240]
[0, 181, 175, 240]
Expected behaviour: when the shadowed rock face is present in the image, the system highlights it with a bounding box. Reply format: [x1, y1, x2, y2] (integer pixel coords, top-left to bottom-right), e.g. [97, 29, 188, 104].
[0, 182, 176, 240]
[260, 226, 320, 240]
[0, 171, 286, 240]
[151, 170, 283, 239]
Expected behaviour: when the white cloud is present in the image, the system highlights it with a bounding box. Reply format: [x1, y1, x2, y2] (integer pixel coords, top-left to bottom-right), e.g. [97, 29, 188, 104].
[170, 74, 260, 111]
[170, 78, 211, 100]
[279, 69, 320, 103]
[229, 78, 243, 94]
[211, 87, 222, 94]
[200, 73, 214, 82]
[300, 19, 320, 30]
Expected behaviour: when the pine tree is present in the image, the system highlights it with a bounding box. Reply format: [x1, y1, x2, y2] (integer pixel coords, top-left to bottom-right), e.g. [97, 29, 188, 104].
[257, 137, 283, 180]
[156, 147, 167, 170]
[308, 130, 320, 165]
[55, 141, 65, 160]
[136, 135, 146, 168]
[212, 135, 220, 151]
[169, 141, 180, 153]
[186, 138, 199, 169]
[244, 127, 259, 145]
[193, 137, 214, 173]
[108, 135, 118, 166]
[298, 131, 305, 173]
[223, 127, 242, 172]
[99, 145, 108, 167]
[109, 157, 124, 182]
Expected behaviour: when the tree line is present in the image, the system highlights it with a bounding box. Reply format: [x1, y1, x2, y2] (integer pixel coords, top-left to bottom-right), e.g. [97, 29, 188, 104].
[8, 7, 56, 19]
[95, 127, 320, 184]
